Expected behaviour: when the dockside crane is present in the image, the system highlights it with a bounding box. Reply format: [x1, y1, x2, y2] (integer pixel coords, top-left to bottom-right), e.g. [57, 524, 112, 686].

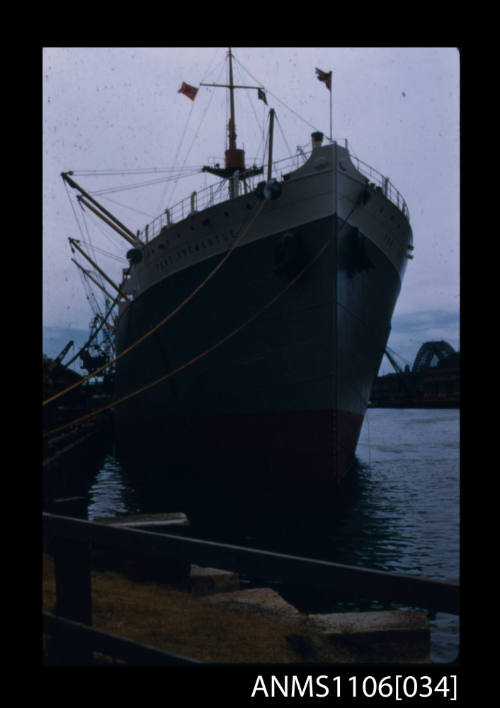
[47, 340, 74, 373]
[384, 346, 415, 397]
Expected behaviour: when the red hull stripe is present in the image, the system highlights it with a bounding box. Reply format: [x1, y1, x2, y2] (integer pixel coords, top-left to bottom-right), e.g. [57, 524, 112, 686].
[116, 408, 364, 487]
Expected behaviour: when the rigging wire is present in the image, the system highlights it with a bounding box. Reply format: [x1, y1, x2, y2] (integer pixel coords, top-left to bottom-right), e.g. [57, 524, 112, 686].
[90, 170, 201, 196]
[77, 266, 100, 318]
[167, 56, 227, 208]
[156, 104, 197, 213]
[87, 242, 128, 264]
[235, 59, 267, 161]
[73, 188, 105, 274]
[78, 202, 128, 260]
[260, 111, 271, 172]
[231, 54, 328, 141]
[98, 193, 156, 220]
[63, 179, 95, 261]
[72, 166, 203, 176]
[274, 113, 293, 162]
[153, 51, 227, 214]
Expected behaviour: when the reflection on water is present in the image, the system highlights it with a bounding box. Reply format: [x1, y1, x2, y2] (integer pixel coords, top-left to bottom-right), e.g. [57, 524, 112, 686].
[354, 408, 459, 663]
[87, 454, 141, 520]
[82, 408, 460, 663]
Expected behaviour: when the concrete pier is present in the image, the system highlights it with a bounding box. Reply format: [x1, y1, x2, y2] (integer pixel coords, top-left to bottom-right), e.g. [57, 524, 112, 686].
[198, 579, 430, 662]
[305, 609, 430, 663]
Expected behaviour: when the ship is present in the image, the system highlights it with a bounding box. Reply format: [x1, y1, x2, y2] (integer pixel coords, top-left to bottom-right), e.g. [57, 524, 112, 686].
[65, 49, 414, 502]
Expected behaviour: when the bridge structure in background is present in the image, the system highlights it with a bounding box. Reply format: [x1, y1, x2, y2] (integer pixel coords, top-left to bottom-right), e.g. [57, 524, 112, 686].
[412, 340, 456, 374]
[371, 341, 459, 408]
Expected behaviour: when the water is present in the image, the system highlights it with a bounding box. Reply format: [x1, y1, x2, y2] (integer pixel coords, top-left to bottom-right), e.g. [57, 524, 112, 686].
[85, 407, 459, 663]
[351, 408, 459, 663]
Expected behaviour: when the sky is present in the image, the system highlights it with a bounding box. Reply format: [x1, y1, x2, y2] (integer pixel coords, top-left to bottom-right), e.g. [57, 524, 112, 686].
[43, 47, 459, 374]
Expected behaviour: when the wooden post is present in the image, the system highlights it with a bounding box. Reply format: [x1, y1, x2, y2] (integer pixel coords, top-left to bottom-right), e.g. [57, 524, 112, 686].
[46, 498, 93, 666]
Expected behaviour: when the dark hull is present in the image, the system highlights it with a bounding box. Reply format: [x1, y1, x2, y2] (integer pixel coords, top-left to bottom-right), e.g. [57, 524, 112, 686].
[113, 212, 401, 498]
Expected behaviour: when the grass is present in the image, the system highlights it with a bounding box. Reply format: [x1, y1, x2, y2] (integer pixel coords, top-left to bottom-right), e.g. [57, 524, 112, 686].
[42, 552, 353, 664]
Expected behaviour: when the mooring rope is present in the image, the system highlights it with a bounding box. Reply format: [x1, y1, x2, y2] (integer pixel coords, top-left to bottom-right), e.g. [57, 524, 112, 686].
[43, 195, 364, 439]
[43, 197, 269, 407]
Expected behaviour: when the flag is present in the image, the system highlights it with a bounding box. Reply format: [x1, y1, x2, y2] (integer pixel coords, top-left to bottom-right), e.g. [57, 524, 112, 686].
[315, 68, 332, 91]
[178, 81, 198, 101]
[257, 88, 267, 105]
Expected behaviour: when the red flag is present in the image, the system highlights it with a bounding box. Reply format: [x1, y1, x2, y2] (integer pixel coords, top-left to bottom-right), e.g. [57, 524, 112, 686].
[178, 81, 198, 101]
[315, 68, 332, 91]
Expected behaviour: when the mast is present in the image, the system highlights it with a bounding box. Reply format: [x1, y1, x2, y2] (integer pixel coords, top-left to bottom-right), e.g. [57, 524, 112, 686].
[225, 48, 242, 199]
[200, 48, 263, 195]
[267, 108, 275, 181]
[228, 47, 237, 155]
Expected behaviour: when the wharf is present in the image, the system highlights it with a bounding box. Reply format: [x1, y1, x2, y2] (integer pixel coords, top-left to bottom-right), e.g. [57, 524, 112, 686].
[43, 348, 114, 503]
[43, 406, 112, 505]
[43, 509, 445, 665]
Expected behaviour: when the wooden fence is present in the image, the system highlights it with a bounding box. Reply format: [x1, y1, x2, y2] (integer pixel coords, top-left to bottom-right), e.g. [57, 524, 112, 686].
[42, 511, 459, 666]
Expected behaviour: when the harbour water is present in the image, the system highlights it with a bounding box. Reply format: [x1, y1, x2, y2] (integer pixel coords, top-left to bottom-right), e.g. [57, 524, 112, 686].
[83, 407, 459, 664]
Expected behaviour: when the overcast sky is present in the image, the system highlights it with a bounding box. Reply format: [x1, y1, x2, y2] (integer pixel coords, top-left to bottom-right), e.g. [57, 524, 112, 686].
[43, 46, 459, 373]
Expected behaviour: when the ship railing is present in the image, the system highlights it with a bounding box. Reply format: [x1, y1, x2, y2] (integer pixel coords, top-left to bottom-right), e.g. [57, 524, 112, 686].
[347, 151, 410, 222]
[138, 142, 409, 243]
[137, 146, 313, 243]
